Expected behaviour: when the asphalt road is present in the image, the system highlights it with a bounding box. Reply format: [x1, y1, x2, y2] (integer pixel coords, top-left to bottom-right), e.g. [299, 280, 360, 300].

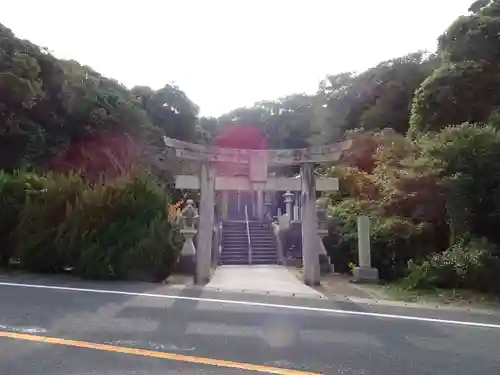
[0, 276, 500, 374]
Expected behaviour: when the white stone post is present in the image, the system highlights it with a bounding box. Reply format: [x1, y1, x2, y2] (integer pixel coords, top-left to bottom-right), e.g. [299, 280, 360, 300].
[316, 198, 331, 275]
[251, 191, 256, 218]
[196, 163, 215, 284]
[283, 190, 294, 218]
[301, 163, 320, 286]
[237, 191, 241, 215]
[295, 192, 300, 220]
[264, 192, 273, 220]
[256, 186, 264, 220]
[353, 216, 379, 282]
[221, 191, 229, 220]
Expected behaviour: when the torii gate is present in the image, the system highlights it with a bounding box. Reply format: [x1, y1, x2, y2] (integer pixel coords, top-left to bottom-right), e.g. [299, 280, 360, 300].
[163, 136, 351, 285]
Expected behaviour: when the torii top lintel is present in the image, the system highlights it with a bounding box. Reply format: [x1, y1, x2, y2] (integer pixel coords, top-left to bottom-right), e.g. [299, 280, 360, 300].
[163, 136, 352, 166]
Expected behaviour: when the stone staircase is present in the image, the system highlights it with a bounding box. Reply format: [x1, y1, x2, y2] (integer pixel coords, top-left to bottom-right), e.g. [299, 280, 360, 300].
[220, 221, 278, 265]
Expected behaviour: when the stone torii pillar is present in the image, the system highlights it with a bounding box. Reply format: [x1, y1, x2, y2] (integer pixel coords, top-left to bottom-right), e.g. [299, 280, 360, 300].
[196, 162, 215, 284]
[268, 141, 351, 286]
[301, 163, 318, 285]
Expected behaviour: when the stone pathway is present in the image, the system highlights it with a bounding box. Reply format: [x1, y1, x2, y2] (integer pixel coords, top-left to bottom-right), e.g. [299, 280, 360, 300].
[206, 265, 324, 297]
[287, 269, 378, 299]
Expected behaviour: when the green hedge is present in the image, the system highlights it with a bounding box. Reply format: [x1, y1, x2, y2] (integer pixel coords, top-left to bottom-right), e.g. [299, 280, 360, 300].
[0, 171, 180, 281]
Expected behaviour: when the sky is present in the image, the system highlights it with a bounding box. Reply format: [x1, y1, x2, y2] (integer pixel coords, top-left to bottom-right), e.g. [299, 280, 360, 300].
[2, 0, 473, 117]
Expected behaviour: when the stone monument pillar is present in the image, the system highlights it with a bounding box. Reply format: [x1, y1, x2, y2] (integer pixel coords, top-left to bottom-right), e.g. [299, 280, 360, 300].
[316, 197, 331, 275]
[353, 216, 379, 282]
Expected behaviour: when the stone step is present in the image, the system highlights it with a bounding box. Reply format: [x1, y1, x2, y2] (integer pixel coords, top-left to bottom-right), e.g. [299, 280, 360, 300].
[222, 249, 274, 254]
[222, 238, 275, 243]
[221, 254, 275, 259]
[223, 245, 271, 249]
[223, 254, 277, 259]
[220, 260, 277, 265]
[221, 253, 275, 259]
[220, 255, 277, 261]
[220, 220, 277, 265]
[222, 235, 274, 240]
[223, 235, 273, 240]
[223, 249, 274, 253]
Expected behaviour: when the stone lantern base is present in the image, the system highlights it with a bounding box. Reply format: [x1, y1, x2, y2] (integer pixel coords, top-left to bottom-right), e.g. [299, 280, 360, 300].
[353, 267, 379, 283]
[177, 228, 197, 275]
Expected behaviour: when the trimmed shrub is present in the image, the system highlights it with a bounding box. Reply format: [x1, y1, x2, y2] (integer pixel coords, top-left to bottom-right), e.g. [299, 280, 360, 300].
[403, 237, 500, 293]
[57, 173, 179, 281]
[14, 172, 85, 272]
[2, 170, 180, 281]
[0, 170, 46, 266]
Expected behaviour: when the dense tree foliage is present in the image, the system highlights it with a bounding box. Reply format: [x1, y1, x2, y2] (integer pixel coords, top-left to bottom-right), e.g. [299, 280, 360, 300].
[0, 23, 198, 177]
[410, 0, 500, 133]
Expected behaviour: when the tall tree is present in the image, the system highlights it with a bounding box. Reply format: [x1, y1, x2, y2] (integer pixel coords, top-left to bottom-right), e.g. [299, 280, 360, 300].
[218, 94, 315, 149]
[319, 51, 434, 140]
[410, 0, 500, 133]
[0, 22, 199, 180]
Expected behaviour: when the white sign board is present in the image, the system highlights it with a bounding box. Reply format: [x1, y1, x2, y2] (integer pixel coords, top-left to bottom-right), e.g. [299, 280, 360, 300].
[249, 150, 268, 182]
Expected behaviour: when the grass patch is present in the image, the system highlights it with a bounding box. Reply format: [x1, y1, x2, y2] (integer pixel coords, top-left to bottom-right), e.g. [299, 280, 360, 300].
[379, 281, 500, 307]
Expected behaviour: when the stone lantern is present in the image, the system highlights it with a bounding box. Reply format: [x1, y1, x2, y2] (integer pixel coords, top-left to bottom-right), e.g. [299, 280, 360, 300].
[177, 199, 199, 275]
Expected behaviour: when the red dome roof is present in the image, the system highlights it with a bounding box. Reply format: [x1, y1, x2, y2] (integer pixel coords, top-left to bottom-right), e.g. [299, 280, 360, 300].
[212, 124, 267, 176]
[213, 124, 267, 150]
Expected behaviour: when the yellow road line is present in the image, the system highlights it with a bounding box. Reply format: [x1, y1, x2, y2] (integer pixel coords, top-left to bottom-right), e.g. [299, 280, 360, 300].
[0, 331, 321, 375]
